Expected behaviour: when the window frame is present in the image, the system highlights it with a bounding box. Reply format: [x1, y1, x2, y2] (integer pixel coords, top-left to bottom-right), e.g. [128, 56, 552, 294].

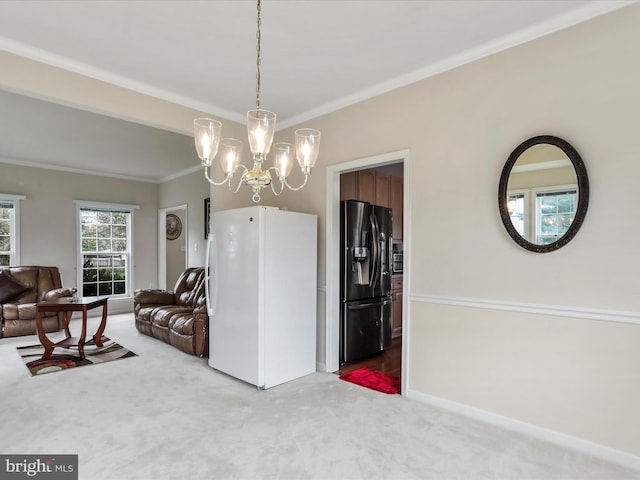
[0, 194, 26, 267]
[507, 184, 577, 247]
[534, 185, 578, 245]
[74, 200, 139, 299]
[506, 189, 530, 241]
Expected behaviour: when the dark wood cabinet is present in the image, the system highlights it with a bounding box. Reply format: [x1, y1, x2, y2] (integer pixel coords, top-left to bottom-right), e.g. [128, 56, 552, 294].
[340, 169, 376, 204]
[340, 169, 399, 208]
[358, 169, 376, 205]
[340, 171, 358, 201]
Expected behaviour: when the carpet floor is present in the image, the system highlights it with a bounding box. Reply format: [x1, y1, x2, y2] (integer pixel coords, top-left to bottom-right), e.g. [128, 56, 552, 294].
[0, 313, 637, 479]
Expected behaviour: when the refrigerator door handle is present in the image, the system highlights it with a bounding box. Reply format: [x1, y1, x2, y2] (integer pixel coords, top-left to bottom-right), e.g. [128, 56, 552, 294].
[205, 233, 211, 312]
[369, 214, 379, 288]
[380, 231, 390, 279]
[375, 214, 382, 287]
[347, 300, 385, 310]
[205, 233, 218, 316]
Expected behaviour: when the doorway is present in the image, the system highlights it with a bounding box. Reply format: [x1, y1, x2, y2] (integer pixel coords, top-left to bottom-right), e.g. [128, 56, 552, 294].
[325, 149, 411, 395]
[158, 205, 188, 290]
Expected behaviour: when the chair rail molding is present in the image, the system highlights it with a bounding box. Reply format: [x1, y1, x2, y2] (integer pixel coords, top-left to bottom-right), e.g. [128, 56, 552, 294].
[410, 293, 640, 326]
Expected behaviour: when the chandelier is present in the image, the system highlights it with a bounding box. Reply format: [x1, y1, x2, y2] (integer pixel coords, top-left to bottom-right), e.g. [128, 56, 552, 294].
[193, 0, 321, 203]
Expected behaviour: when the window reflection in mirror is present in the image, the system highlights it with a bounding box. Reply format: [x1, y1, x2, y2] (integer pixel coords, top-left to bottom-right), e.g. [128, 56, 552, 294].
[506, 144, 578, 245]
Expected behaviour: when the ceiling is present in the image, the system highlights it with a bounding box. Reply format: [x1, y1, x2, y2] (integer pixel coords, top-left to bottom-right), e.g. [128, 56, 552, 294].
[0, 0, 632, 182]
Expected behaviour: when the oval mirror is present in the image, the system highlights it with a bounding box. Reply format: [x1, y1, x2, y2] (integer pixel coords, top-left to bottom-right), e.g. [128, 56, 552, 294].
[498, 135, 589, 253]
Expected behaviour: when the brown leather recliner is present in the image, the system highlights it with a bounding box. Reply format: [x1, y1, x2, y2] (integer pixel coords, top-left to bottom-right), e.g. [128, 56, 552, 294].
[0, 266, 74, 338]
[133, 267, 208, 357]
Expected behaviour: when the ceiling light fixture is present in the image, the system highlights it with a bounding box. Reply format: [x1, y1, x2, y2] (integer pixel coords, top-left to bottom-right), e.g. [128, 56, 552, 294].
[193, 0, 321, 203]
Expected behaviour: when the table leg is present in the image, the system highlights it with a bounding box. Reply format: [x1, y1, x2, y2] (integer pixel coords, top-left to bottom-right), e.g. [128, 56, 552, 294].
[78, 306, 88, 360]
[36, 308, 55, 360]
[62, 311, 71, 339]
[93, 300, 108, 347]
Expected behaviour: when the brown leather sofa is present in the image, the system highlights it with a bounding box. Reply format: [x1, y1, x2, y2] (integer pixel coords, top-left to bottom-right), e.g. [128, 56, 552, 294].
[133, 267, 208, 357]
[0, 266, 74, 338]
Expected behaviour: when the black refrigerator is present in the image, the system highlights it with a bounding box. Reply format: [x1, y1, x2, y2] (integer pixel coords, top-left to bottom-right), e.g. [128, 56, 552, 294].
[340, 200, 393, 364]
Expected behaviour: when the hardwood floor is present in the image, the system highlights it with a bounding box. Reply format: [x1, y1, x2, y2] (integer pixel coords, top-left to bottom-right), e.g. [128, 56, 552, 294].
[337, 336, 402, 378]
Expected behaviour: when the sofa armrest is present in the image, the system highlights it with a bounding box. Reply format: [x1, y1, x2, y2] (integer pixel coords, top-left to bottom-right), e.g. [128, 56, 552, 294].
[43, 287, 75, 302]
[193, 297, 208, 315]
[134, 289, 176, 305]
[193, 305, 207, 315]
[193, 311, 209, 357]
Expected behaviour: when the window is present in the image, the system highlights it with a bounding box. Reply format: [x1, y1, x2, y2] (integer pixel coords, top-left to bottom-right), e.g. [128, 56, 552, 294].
[0, 194, 25, 266]
[507, 186, 577, 245]
[536, 189, 577, 245]
[76, 201, 138, 298]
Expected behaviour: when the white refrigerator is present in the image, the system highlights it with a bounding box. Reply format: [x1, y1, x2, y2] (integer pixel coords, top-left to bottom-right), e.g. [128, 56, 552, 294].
[207, 206, 317, 389]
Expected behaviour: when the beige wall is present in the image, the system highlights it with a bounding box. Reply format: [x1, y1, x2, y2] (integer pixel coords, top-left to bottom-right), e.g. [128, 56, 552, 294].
[412, 302, 639, 457]
[165, 208, 186, 288]
[0, 163, 158, 312]
[277, 4, 640, 457]
[0, 50, 206, 135]
[158, 170, 209, 269]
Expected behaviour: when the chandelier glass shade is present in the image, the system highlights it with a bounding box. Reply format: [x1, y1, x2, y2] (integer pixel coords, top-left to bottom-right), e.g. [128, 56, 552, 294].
[193, 0, 320, 203]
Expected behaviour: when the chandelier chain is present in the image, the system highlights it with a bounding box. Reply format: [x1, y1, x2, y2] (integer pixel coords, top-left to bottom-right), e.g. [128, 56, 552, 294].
[194, 0, 319, 203]
[256, 0, 261, 110]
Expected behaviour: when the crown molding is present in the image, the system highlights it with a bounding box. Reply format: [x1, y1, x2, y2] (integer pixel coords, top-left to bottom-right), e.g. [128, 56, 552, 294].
[0, 156, 159, 183]
[0, 36, 245, 125]
[1, 155, 205, 185]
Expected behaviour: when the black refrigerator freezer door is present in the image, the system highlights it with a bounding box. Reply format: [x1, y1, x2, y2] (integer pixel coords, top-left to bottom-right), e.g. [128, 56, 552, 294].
[340, 296, 392, 364]
[341, 200, 375, 302]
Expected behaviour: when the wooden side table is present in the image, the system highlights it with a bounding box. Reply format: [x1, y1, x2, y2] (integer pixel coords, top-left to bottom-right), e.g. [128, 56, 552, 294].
[35, 297, 109, 360]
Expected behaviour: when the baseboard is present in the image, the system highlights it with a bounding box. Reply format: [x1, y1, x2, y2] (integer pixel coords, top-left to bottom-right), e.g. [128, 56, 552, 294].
[406, 389, 640, 472]
[83, 298, 133, 317]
